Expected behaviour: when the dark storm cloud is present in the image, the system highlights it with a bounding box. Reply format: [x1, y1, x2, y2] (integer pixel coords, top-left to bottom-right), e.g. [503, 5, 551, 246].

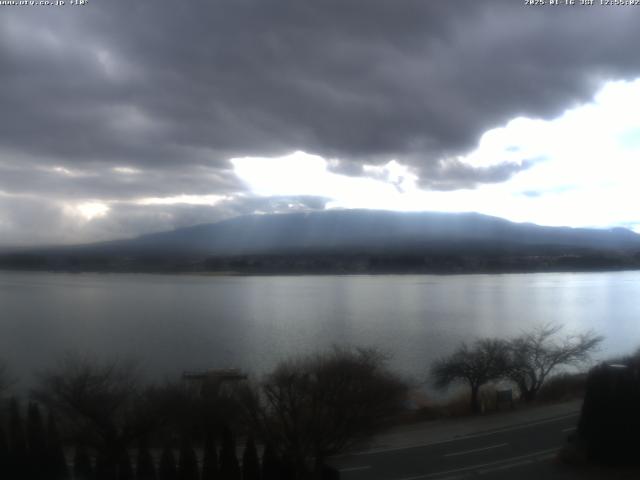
[0, 153, 240, 200]
[421, 158, 540, 191]
[4, 2, 640, 170]
[3, 0, 640, 243]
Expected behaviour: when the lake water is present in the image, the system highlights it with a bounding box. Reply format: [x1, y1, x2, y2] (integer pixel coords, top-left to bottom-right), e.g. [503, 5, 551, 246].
[1, 270, 639, 390]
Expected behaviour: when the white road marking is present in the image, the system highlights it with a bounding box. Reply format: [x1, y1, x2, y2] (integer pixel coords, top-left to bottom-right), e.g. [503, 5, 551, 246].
[338, 412, 578, 457]
[562, 426, 576, 433]
[339, 465, 371, 472]
[444, 442, 508, 458]
[477, 459, 532, 474]
[478, 451, 558, 475]
[393, 447, 560, 480]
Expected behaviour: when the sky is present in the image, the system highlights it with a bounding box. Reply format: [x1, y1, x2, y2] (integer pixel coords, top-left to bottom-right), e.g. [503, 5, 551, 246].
[3, 0, 640, 246]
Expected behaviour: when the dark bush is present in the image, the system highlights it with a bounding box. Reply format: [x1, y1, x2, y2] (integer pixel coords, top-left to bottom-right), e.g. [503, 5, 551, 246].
[96, 453, 118, 480]
[27, 402, 48, 479]
[201, 433, 218, 480]
[241, 435, 260, 480]
[47, 411, 69, 480]
[243, 346, 407, 477]
[0, 426, 9, 477]
[158, 445, 178, 480]
[260, 444, 280, 480]
[95, 454, 118, 480]
[320, 463, 341, 480]
[219, 426, 240, 480]
[178, 438, 198, 480]
[8, 398, 27, 478]
[118, 451, 134, 480]
[577, 362, 640, 465]
[536, 373, 587, 403]
[136, 437, 156, 480]
[74, 445, 94, 480]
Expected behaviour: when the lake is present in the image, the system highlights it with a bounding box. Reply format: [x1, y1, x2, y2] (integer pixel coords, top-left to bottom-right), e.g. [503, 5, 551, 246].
[1, 270, 639, 390]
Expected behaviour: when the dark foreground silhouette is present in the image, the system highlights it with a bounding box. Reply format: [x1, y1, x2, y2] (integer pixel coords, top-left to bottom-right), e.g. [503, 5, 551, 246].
[1, 331, 635, 478]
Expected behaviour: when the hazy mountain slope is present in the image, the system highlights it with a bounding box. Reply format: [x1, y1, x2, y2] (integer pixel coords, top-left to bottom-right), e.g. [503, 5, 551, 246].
[3, 210, 640, 273]
[73, 209, 640, 255]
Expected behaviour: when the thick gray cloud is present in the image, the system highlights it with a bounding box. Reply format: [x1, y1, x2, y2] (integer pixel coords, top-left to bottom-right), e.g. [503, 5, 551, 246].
[0, 194, 330, 247]
[0, 152, 239, 200]
[2, 0, 640, 244]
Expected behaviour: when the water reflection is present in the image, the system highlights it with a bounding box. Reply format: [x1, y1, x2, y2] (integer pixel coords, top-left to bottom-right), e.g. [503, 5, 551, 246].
[1, 271, 639, 389]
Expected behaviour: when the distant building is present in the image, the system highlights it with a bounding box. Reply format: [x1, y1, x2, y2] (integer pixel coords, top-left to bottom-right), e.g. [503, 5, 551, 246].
[182, 368, 248, 397]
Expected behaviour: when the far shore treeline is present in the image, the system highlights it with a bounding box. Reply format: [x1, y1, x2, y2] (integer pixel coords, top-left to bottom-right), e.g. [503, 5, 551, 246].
[3, 249, 640, 275]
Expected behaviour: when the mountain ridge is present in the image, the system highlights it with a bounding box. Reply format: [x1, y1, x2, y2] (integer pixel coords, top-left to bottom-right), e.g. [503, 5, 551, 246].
[2, 210, 640, 273]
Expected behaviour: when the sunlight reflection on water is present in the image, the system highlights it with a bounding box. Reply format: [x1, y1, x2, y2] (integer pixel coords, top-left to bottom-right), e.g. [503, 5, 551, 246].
[1, 271, 639, 390]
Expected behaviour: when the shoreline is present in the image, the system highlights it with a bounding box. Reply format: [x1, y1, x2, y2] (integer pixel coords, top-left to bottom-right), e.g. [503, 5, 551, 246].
[1, 266, 640, 277]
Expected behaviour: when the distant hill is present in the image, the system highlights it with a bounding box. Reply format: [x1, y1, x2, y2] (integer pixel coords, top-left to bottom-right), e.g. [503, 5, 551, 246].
[2, 210, 640, 273]
[51, 210, 640, 254]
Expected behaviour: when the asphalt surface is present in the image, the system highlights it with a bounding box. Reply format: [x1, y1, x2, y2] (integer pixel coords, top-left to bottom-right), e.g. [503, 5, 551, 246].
[330, 412, 582, 479]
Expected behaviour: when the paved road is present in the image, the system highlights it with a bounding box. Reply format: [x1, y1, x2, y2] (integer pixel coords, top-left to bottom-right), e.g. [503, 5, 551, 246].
[330, 413, 580, 480]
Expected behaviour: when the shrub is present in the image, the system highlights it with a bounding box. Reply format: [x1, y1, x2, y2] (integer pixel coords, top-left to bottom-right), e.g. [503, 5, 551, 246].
[201, 433, 218, 480]
[577, 361, 640, 465]
[178, 438, 198, 480]
[158, 445, 178, 480]
[536, 373, 587, 403]
[118, 451, 134, 480]
[241, 346, 407, 477]
[219, 426, 240, 480]
[136, 436, 156, 480]
[74, 445, 94, 480]
[241, 436, 260, 480]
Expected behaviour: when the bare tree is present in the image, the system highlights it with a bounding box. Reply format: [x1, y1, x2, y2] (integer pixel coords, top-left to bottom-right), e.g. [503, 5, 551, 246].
[506, 323, 603, 402]
[32, 353, 146, 465]
[239, 346, 407, 477]
[431, 339, 509, 414]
